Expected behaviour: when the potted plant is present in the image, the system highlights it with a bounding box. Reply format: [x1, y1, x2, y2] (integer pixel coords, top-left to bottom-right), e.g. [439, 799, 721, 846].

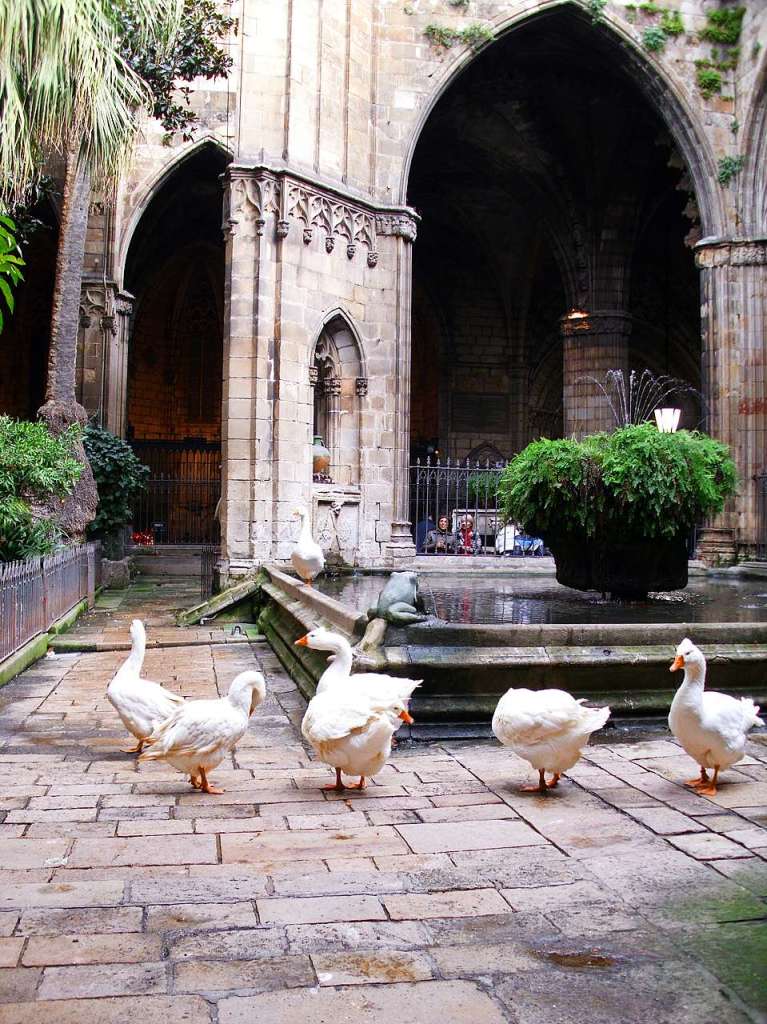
[498, 423, 736, 598]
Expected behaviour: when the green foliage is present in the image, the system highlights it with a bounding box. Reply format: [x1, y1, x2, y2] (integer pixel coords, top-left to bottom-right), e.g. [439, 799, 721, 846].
[424, 22, 493, 51]
[0, 417, 82, 560]
[695, 63, 723, 99]
[660, 10, 684, 36]
[82, 425, 149, 542]
[498, 424, 736, 543]
[586, 0, 608, 24]
[116, 0, 235, 143]
[0, 216, 24, 332]
[638, 2, 661, 12]
[642, 25, 667, 51]
[717, 155, 744, 186]
[700, 7, 744, 45]
[466, 471, 503, 506]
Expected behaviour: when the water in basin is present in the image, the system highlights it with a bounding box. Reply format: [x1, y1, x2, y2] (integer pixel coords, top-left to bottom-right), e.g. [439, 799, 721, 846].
[316, 573, 767, 625]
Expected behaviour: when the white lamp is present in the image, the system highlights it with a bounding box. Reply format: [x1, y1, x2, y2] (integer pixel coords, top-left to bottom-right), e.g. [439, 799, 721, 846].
[654, 407, 681, 433]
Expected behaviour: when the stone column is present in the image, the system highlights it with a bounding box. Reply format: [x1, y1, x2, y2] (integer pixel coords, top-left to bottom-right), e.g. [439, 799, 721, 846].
[695, 238, 767, 563]
[561, 309, 632, 437]
[219, 166, 281, 577]
[384, 214, 418, 563]
[77, 280, 132, 435]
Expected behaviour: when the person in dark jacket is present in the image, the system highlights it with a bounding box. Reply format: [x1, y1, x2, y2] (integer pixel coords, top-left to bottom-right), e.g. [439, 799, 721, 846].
[424, 515, 456, 554]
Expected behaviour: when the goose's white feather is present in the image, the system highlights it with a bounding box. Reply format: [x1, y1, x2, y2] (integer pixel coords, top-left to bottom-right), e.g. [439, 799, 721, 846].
[492, 687, 610, 774]
[140, 671, 266, 777]
[291, 507, 324, 584]
[106, 620, 183, 742]
[299, 627, 421, 703]
[669, 638, 762, 771]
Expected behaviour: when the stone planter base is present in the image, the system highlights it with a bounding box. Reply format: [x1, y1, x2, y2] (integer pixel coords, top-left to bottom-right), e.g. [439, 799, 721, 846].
[546, 532, 689, 598]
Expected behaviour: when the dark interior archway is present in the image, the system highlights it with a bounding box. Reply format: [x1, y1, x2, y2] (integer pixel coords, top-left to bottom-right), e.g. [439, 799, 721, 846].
[124, 144, 228, 543]
[0, 201, 59, 420]
[408, 8, 701, 461]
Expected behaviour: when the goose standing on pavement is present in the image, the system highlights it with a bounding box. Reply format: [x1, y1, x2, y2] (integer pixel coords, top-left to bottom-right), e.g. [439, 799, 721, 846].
[107, 619, 183, 754]
[669, 638, 762, 796]
[492, 687, 611, 793]
[140, 671, 266, 793]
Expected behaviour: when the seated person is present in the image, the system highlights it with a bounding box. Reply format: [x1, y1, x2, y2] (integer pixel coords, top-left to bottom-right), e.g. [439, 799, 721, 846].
[456, 514, 482, 555]
[424, 514, 456, 554]
[515, 532, 545, 556]
[495, 521, 518, 556]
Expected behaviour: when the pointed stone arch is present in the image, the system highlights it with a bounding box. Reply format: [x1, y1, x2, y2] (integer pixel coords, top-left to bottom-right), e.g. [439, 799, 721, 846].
[401, 1, 723, 238]
[118, 137, 232, 287]
[309, 309, 367, 486]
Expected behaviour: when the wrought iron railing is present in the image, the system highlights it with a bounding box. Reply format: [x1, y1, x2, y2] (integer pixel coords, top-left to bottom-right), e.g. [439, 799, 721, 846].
[755, 474, 767, 561]
[0, 543, 100, 663]
[200, 544, 220, 601]
[410, 458, 544, 557]
[132, 477, 221, 545]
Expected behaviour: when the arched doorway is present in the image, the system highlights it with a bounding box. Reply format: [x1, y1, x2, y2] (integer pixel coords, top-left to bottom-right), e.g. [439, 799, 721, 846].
[0, 200, 59, 419]
[408, 8, 703, 461]
[124, 144, 228, 544]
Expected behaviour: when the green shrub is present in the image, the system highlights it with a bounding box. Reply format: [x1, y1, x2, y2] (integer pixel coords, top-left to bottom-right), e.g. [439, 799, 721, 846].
[0, 215, 24, 332]
[83, 425, 149, 552]
[0, 417, 82, 561]
[717, 154, 744, 186]
[498, 423, 736, 542]
[466, 470, 503, 506]
[642, 25, 667, 51]
[695, 63, 723, 99]
[700, 7, 744, 45]
[660, 10, 684, 36]
[424, 22, 492, 50]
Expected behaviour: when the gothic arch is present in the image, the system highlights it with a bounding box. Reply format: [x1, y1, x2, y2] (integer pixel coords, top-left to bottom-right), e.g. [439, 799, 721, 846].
[400, 1, 724, 238]
[309, 311, 367, 487]
[118, 136, 231, 287]
[740, 55, 767, 235]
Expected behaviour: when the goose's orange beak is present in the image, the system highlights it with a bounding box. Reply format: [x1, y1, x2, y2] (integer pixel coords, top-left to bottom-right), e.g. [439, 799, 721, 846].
[295, 634, 308, 647]
[670, 654, 684, 672]
[399, 709, 414, 725]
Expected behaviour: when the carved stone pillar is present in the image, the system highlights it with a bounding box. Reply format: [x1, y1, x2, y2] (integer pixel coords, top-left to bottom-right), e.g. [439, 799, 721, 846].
[379, 214, 419, 563]
[695, 238, 767, 564]
[561, 309, 632, 437]
[77, 280, 133, 435]
[219, 167, 281, 575]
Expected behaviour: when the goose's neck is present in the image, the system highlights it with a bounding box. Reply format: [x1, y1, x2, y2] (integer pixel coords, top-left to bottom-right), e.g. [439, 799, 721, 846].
[126, 632, 145, 673]
[299, 515, 312, 541]
[677, 663, 706, 701]
[317, 637, 353, 688]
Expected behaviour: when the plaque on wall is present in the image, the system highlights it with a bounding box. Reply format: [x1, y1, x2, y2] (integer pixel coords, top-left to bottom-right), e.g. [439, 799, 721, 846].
[452, 393, 508, 433]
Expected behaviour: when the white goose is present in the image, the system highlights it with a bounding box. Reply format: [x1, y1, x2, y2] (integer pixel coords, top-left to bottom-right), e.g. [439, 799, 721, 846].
[492, 688, 611, 793]
[301, 683, 417, 792]
[290, 506, 324, 585]
[106, 619, 183, 754]
[140, 671, 266, 793]
[669, 638, 762, 796]
[295, 627, 421, 703]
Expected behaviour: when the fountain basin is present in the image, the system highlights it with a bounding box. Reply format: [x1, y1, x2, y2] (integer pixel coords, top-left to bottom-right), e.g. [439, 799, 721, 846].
[256, 566, 767, 720]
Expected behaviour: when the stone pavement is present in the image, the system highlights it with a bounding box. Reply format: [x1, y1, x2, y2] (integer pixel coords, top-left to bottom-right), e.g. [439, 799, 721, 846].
[0, 577, 765, 1023]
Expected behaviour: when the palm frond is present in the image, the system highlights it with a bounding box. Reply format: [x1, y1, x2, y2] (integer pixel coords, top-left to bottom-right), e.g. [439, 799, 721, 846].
[0, 0, 182, 206]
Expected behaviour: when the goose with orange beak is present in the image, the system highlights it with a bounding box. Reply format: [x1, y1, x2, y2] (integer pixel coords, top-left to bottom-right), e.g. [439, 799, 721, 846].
[296, 632, 418, 791]
[668, 638, 762, 796]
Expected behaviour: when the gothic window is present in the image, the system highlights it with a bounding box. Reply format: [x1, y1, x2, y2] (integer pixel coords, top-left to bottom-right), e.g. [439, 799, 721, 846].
[309, 316, 365, 487]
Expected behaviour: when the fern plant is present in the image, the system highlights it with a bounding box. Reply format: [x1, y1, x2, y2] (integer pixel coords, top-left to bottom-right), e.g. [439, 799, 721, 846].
[498, 424, 736, 543]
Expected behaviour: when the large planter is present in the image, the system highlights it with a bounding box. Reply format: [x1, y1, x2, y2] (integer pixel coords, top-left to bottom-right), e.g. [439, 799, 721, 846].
[544, 530, 689, 599]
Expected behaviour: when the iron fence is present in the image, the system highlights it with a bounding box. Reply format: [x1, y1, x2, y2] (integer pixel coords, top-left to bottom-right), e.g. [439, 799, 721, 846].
[132, 478, 221, 545]
[200, 544, 220, 601]
[756, 474, 767, 560]
[410, 458, 544, 557]
[0, 543, 100, 663]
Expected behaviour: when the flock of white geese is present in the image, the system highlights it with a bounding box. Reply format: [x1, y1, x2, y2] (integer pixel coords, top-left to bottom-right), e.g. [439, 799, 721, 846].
[105, 510, 763, 798]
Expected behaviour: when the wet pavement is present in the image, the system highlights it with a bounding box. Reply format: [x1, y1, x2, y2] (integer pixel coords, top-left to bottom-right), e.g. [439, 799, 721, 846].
[0, 576, 765, 1023]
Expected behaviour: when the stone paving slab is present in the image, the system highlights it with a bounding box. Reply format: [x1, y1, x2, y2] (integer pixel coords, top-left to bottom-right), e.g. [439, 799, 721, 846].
[0, 576, 764, 1022]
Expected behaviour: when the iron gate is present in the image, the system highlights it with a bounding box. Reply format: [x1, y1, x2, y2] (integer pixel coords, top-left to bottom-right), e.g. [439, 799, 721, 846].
[130, 441, 221, 545]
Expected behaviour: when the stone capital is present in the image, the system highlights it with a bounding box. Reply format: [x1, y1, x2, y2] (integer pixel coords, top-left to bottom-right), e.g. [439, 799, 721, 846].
[694, 237, 767, 268]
